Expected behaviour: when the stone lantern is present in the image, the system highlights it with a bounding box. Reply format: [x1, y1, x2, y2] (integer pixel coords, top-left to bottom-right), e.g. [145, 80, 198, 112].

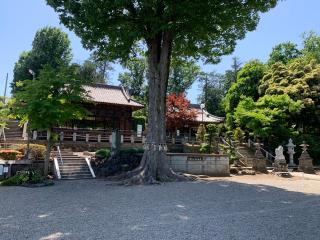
[286, 138, 296, 167]
[298, 142, 314, 173]
[253, 142, 267, 173]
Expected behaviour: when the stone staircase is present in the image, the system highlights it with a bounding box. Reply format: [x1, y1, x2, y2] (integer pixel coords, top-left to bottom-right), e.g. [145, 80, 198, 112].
[236, 144, 256, 167]
[3, 120, 24, 141]
[53, 149, 94, 180]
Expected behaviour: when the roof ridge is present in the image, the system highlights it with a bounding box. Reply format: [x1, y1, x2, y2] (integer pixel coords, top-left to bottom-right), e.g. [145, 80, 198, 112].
[120, 85, 131, 102]
[87, 83, 123, 90]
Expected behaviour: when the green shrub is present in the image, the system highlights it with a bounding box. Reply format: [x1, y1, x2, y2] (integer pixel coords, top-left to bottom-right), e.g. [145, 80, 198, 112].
[0, 149, 22, 160]
[120, 148, 144, 154]
[0, 169, 45, 186]
[0, 172, 29, 186]
[199, 143, 210, 153]
[29, 170, 45, 184]
[95, 149, 111, 160]
[16, 144, 46, 160]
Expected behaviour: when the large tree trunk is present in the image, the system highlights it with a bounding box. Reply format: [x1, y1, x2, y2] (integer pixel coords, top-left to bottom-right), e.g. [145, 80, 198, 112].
[117, 31, 188, 184]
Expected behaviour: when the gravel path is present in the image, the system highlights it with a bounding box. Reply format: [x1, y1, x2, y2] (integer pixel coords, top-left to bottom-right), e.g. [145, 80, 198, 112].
[0, 175, 319, 240]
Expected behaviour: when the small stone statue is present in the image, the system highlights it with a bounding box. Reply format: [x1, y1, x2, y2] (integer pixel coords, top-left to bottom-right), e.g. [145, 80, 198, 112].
[275, 145, 285, 160]
[274, 145, 287, 172]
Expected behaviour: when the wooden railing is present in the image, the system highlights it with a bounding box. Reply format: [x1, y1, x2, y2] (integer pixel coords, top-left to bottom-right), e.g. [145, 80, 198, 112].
[33, 128, 147, 144]
[31, 128, 202, 145]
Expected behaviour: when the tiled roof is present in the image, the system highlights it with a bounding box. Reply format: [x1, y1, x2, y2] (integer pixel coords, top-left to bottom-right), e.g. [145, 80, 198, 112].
[84, 84, 144, 109]
[190, 104, 225, 123]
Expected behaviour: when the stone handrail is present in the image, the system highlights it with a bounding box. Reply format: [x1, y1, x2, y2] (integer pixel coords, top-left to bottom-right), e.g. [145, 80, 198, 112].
[220, 137, 245, 159]
[247, 139, 275, 164]
[53, 157, 61, 179]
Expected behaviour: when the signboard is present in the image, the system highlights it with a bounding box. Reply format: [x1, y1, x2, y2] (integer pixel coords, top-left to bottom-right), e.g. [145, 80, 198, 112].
[0, 165, 3, 175]
[137, 124, 142, 137]
[187, 156, 203, 161]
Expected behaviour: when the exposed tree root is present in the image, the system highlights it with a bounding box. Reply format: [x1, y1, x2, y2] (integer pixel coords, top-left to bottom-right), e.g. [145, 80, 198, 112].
[106, 151, 196, 185]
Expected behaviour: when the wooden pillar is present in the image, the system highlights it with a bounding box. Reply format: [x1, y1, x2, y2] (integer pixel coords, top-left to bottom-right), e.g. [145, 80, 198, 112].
[73, 132, 77, 142]
[86, 133, 89, 142]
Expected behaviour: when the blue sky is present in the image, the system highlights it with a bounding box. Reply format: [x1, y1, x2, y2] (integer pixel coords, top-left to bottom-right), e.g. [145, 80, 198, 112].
[1, 0, 320, 102]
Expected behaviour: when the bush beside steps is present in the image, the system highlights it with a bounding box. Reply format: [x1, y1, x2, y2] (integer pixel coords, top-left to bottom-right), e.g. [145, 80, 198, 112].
[0, 169, 54, 187]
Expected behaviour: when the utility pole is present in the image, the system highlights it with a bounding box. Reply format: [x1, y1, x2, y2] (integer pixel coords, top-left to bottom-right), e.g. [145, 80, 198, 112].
[205, 74, 208, 103]
[3, 73, 8, 104]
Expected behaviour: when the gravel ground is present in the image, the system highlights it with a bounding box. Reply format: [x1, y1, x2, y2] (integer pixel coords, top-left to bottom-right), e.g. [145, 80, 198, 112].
[0, 175, 320, 240]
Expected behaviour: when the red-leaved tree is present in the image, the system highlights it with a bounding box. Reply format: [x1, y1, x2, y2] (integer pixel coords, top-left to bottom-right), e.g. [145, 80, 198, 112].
[166, 93, 196, 134]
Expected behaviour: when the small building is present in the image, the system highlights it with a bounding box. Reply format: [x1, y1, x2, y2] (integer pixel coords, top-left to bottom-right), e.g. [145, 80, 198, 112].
[72, 84, 144, 131]
[168, 104, 225, 142]
[20, 84, 145, 144]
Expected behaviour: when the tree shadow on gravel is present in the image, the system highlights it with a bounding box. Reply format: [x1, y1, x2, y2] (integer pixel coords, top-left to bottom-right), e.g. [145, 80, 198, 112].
[0, 178, 319, 240]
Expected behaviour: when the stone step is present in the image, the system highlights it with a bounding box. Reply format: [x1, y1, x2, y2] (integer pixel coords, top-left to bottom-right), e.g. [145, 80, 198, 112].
[57, 157, 86, 162]
[60, 164, 88, 168]
[58, 159, 87, 162]
[61, 176, 93, 180]
[61, 173, 93, 179]
[59, 162, 88, 165]
[60, 168, 90, 173]
[60, 169, 91, 175]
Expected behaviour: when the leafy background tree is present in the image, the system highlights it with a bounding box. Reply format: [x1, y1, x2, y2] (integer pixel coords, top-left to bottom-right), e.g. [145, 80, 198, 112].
[222, 57, 242, 92]
[119, 57, 147, 100]
[198, 71, 225, 116]
[12, 27, 72, 93]
[268, 42, 301, 65]
[75, 53, 113, 84]
[302, 31, 320, 63]
[223, 60, 266, 128]
[221, 32, 320, 164]
[167, 59, 200, 94]
[12, 65, 89, 175]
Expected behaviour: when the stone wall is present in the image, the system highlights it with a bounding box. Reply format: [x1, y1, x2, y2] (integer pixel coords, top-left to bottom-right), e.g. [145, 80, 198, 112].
[0, 160, 54, 177]
[167, 153, 229, 176]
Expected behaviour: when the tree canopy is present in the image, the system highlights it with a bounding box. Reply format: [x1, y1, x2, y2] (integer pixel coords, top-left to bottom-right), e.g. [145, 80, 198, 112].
[168, 59, 200, 94]
[224, 60, 266, 113]
[234, 94, 302, 138]
[302, 31, 320, 63]
[119, 57, 146, 99]
[12, 65, 89, 174]
[12, 27, 72, 93]
[198, 71, 225, 116]
[47, 0, 279, 183]
[47, 0, 278, 62]
[268, 42, 301, 65]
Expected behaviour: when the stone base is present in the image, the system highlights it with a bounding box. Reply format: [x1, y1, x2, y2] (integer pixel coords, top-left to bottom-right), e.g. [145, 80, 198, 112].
[298, 160, 314, 174]
[252, 158, 267, 173]
[274, 159, 288, 172]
